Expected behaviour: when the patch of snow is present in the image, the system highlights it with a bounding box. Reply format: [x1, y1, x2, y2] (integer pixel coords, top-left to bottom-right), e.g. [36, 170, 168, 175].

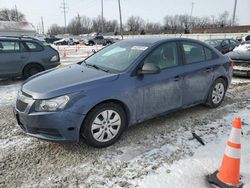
[135, 106, 250, 188]
[0, 80, 21, 106]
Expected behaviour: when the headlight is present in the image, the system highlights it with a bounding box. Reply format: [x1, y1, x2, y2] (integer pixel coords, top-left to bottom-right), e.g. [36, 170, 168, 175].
[35, 95, 70, 112]
[50, 55, 59, 62]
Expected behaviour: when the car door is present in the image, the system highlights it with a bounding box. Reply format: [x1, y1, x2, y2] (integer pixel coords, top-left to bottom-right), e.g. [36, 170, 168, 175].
[135, 42, 183, 120]
[0, 40, 29, 77]
[181, 41, 215, 107]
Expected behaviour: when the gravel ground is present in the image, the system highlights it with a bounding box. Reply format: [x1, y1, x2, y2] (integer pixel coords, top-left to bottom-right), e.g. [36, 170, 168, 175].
[0, 80, 250, 188]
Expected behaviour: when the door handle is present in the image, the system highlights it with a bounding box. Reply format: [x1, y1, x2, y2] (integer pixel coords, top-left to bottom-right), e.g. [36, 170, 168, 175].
[174, 76, 181, 81]
[20, 56, 26, 59]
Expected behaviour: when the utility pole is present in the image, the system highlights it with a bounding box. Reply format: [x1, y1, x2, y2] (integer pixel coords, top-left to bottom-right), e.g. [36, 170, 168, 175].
[232, 0, 238, 25]
[60, 0, 68, 34]
[189, 2, 195, 31]
[190, 2, 194, 19]
[41, 16, 45, 34]
[15, 4, 18, 22]
[118, 0, 123, 39]
[101, 0, 104, 34]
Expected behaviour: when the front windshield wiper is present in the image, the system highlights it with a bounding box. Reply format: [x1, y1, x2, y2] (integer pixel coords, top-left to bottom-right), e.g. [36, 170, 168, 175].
[85, 63, 109, 73]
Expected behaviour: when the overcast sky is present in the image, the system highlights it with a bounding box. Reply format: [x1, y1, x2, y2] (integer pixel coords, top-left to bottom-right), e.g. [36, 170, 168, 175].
[1, 0, 250, 31]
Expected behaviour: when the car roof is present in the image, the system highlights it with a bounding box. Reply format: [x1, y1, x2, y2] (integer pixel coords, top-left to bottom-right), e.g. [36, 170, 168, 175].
[120, 37, 205, 46]
[0, 36, 40, 42]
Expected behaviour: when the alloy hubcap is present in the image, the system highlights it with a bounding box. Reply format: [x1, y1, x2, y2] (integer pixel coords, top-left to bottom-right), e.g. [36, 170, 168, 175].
[91, 110, 121, 142]
[212, 83, 225, 104]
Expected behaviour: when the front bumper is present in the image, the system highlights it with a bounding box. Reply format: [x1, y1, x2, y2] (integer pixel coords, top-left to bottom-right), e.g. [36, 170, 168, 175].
[14, 93, 85, 143]
[233, 61, 250, 77]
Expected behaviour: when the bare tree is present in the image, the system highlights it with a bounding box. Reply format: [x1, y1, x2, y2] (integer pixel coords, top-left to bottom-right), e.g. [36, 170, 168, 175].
[145, 22, 162, 33]
[47, 24, 64, 35]
[0, 8, 26, 22]
[105, 20, 118, 33]
[92, 15, 104, 33]
[217, 11, 232, 27]
[126, 16, 145, 33]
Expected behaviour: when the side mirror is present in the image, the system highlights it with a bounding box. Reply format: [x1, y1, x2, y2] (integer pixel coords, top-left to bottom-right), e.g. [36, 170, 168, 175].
[138, 63, 160, 75]
[92, 49, 96, 53]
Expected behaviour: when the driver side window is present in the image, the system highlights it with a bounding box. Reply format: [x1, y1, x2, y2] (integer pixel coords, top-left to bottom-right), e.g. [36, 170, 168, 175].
[144, 42, 178, 70]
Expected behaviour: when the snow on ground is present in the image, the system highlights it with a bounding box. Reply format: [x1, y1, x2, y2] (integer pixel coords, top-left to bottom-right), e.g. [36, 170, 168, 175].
[134, 106, 250, 188]
[0, 79, 21, 106]
[1, 45, 250, 187]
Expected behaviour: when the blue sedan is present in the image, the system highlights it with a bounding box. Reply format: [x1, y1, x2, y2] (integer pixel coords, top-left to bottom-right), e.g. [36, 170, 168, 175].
[14, 38, 233, 147]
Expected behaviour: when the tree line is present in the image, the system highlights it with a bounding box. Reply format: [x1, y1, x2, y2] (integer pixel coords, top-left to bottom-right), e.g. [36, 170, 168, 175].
[0, 8, 236, 35]
[48, 11, 236, 36]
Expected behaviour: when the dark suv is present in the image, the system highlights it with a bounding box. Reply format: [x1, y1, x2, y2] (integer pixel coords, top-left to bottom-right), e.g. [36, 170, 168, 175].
[0, 36, 60, 78]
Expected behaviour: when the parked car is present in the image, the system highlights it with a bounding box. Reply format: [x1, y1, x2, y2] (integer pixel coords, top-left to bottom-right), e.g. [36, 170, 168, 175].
[84, 35, 118, 46]
[44, 36, 62, 44]
[0, 36, 60, 78]
[53, 38, 79, 45]
[226, 41, 250, 77]
[204, 38, 240, 54]
[14, 38, 233, 147]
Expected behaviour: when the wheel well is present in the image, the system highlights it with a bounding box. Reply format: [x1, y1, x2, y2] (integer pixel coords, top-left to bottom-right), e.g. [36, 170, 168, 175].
[217, 76, 228, 89]
[83, 99, 130, 127]
[22, 63, 44, 75]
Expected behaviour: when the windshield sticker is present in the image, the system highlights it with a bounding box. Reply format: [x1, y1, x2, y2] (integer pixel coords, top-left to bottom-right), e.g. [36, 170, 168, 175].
[131, 46, 148, 51]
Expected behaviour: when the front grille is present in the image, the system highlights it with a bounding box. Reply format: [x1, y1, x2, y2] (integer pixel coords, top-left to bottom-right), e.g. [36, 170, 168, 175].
[234, 62, 250, 67]
[36, 128, 61, 137]
[16, 99, 28, 112]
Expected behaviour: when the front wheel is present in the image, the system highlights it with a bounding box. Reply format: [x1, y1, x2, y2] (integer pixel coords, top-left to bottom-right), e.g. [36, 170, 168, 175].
[206, 78, 226, 108]
[81, 103, 127, 148]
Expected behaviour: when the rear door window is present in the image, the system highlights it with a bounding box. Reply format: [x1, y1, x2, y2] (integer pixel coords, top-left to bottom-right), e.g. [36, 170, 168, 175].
[182, 42, 206, 64]
[0, 40, 20, 53]
[25, 42, 43, 52]
[204, 47, 218, 60]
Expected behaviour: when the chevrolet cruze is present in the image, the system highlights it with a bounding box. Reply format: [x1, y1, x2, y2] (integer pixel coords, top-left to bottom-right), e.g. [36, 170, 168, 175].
[14, 38, 233, 147]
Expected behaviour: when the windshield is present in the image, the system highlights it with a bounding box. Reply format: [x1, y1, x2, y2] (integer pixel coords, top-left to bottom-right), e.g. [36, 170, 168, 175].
[85, 41, 149, 72]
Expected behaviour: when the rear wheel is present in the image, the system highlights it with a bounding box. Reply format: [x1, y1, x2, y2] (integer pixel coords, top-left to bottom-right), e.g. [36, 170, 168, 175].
[89, 41, 94, 46]
[206, 78, 226, 108]
[23, 64, 43, 79]
[81, 102, 127, 148]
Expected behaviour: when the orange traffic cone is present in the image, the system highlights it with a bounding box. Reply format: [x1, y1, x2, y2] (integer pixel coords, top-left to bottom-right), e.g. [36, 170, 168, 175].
[63, 48, 67, 58]
[208, 117, 243, 188]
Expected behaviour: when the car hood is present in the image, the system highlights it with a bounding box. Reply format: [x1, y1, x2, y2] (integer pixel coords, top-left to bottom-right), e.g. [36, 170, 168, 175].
[226, 51, 250, 61]
[22, 64, 119, 99]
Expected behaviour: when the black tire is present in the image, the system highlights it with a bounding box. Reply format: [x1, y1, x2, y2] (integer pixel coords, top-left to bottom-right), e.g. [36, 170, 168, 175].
[206, 78, 227, 108]
[106, 41, 112, 45]
[81, 102, 127, 148]
[89, 41, 94, 46]
[23, 64, 43, 79]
